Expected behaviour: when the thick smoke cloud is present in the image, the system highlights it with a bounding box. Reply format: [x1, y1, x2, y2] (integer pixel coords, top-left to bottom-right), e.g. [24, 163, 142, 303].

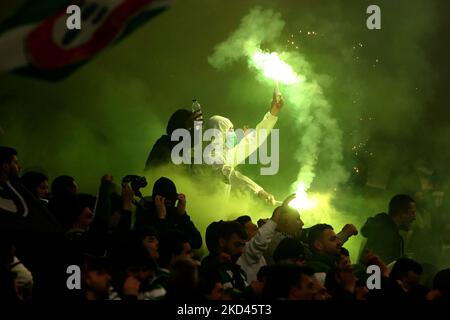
[208, 7, 347, 192]
[0, 0, 448, 261]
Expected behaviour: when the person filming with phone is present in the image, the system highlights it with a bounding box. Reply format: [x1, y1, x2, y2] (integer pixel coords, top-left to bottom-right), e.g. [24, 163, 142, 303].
[134, 177, 202, 250]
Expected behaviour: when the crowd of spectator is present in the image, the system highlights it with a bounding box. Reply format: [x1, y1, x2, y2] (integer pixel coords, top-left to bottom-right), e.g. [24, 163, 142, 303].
[1, 145, 449, 301]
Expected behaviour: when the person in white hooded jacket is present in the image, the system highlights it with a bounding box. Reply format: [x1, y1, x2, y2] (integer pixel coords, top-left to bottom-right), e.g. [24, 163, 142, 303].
[236, 194, 296, 283]
[203, 91, 284, 205]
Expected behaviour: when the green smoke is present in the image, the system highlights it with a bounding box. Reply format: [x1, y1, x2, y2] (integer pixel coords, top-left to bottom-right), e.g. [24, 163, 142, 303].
[208, 7, 348, 194]
[0, 0, 446, 264]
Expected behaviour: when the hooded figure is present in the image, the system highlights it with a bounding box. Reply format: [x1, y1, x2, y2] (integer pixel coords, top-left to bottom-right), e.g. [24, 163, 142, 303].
[203, 110, 278, 200]
[145, 109, 197, 171]
[360, 213, 404, 265]
[134, 177, 202, 249]
[360, 194, 416, 265]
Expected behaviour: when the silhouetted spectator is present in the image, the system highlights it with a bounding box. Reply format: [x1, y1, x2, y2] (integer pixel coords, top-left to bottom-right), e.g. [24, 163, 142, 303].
[21, 171, 49, 203]
[306, 224, 342, 273]
[48, 175, 79, 227]
[382, 258, 424, 300]
[200, 221, 248, 295]
[51, 175, 78, 199]
[264, 206, 304, 265]
[236, 205, 281, 283]
[431, 268, 450, 300]
[263, 264, 317, 300]
[82, 255, 118, 300]
[64, 193, 108, 260]
[164, 257, 201, 301]
[152, 230, 195, 293]
[135, 177, 202, 249]
[198, 268, 225, 300]
[361, 194, 416, 265]
[1, 147, 64, 300]
[325, 252, 358, 300]
[273, 237, 306, 265]
[119, 244, 162, 300]
[144, 109, 200, 171]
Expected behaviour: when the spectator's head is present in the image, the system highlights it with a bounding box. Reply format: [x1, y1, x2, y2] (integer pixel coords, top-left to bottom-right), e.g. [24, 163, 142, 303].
[158, 231, 193, 269]
[205, 220, 223, 254]
[166, 257, 199, 300]
[263, 265, 317, 300]
[217, 221, 247, 263]
[82, 255, 112, 300]
[390, 258, 423, 291]
[388, 194, 416, 231]
[308, 224, 342, 256]
[124, 245, 158, 283]
[204, 115, 234, 146]
[250, 266, 271, 297]
[273, 238, 306, 265]
[0, 146, 21, 181]
[152, 177, 178, 208]
[313, 275, 331, 300]
[276, 207, 304, 236]
[199, 269, 224, 300]
[66, 194, 96, 231]
[133, 226, 160, 261]
[21, 171, 49, 199]
[236, 215, 258, 239]
[51, 175, 78, 199]
[339, 247, 351, 269]
[433, 268, 450, 300]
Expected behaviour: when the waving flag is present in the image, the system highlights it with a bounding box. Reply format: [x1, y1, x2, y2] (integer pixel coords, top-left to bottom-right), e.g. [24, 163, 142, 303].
[0, 0, 172, 80]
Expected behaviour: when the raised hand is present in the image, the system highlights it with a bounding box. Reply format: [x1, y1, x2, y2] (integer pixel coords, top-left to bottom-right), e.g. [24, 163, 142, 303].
[176, 193, 187, 215]
[271, 193, 297, 224]
[270, 91, 284, 116]
[121, 182, 135, 211]
[154, 195, 167, 219]
[258, 189, 276, 206]
[340, 224, 358, 238]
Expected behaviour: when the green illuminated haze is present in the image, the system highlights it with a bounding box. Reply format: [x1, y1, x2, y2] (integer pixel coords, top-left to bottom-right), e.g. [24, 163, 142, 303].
[0, 0, 449, 260]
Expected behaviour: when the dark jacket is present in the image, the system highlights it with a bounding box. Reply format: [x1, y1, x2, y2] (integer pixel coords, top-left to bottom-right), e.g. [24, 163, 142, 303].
[0, 179, 67, 300]
[306, 252, 339, 273]
[360, 212, 404, 264]
[135, 202, 202, 249]
[200, 254, 247, 294]
[144, 109, 193, 171]
[144, 135, 175, 170]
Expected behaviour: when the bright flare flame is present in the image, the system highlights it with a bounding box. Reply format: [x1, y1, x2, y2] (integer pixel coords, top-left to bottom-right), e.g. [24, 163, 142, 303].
[288, 183, 317, 211]
[251, 50, 300, 84]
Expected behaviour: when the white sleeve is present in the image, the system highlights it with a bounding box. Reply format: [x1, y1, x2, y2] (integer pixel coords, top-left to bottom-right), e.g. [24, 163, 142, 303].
[241, 220, 277, 265]
[208, 111, 277, 195]
[10, 256, 33, 299]
[226, 112, 278, 167]
[225, 166, 264, 195]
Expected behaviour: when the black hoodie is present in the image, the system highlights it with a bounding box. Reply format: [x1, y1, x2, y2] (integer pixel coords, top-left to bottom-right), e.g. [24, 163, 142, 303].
[360, 212, 404, 265]
[134, 177, 202, 249]
[144, 109, 193, 171]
